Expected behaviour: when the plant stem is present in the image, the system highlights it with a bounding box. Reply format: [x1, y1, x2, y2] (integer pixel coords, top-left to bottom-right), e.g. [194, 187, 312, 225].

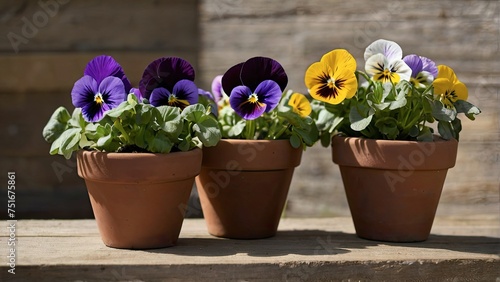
[113, 119, 131, 144]
[245, 119, 256, 140]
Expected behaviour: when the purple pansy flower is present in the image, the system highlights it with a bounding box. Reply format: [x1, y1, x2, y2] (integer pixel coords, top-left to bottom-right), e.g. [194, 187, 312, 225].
[84, 55, 131, 94]
[198, 88, 218, 116]
[139, 57, 197, 108]
[71, 76, 126, 122]
[211, 75, 223, 102]
[403, 54, 438, 87]
[221, 57, 288, 120]
[130, 87, 143, 101]
[149, 79, 198, 108]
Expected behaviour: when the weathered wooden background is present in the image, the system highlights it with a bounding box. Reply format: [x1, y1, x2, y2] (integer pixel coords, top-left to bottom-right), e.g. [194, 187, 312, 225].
[0, 0, 498, 219]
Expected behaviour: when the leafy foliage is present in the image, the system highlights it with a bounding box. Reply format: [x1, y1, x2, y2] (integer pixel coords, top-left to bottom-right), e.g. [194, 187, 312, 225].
[312, 71, 481, 146]
[218, 90, 319, 149]
[43, 94, 221, 159]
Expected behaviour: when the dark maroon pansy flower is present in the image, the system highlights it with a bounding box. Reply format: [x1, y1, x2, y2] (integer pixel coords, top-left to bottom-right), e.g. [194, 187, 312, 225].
[139, 57, 196, 100]
[221, 57, 288, 120]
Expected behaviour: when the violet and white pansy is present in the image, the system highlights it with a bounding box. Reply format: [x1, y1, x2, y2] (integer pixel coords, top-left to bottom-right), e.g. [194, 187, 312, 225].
[364, 39, 412, 84]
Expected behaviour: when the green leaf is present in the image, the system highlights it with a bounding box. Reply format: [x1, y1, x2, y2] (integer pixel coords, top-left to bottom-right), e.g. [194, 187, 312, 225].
[451, 118, 462, 141]
[42, 107, 71, 143]
[97, 134, 113, 148]
[49, 128, 81, 159]
[349, 105, 373, 131]
[68, 108, 86, 129]
[157, 105, 181, 123]
[409, 125, 420, 137]
[454, 100, 481, 120]
[181, 104, 206, 122]
[193, 118, 222, 147]
[127, 93, 138, 106]
[135, 104, 154, 125]
[417, 126, 434, 142]
[149, 132, 173, 153]
[389, 84, 408, 110]
[227, 120, 246, 137]
[105, 100, 135, 118]
[375, 117, 399, 139]
[431, 100, 456, 122]
[289, 134, 301, 149]
[320, 132, 332, 147]
[438, 120, 455, 140]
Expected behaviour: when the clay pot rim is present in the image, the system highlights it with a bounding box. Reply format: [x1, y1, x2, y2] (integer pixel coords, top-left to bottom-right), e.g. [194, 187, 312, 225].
[78, 148, 202, 184]
[331, 134, 458, 170]
[78, 147, 201, 158]
[202, 138, 302, 170]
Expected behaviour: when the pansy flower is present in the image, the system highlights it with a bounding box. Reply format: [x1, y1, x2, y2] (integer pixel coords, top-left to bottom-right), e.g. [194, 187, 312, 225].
[84, 55, 131, 94]
[403, 54, 438, 88]
[222, 57, 288, 120]
[129, 87, 143, 101]
[211, 75, 224, 103]
[364, 39, 411, 84]
[71, 76, 126, 122]
[288, 93, 312, 117]
[139, 57, 198, 108]
[148, 80, 198, 108]
[198, 88, 219, 116]
[304, 49, 358, 105]
[433, 65, 468, 108]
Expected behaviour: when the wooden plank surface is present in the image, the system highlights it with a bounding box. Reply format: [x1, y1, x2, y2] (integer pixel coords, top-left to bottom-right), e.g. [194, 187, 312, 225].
[0, 217, 498, 281]
[0, 0, 199, 53]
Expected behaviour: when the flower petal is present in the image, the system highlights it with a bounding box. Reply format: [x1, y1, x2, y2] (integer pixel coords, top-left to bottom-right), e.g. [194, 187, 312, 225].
[334, 68, 358, 99]
[320, 49, 357, 72]
[139, 57, 195, 99]
[288, 93, 312, 117]
[364, 39, 403, 62]
[229, 85, 266, 120]
[240, 57, 288, 92]
[402, 54, 422, 78]
[365, 53, 388, 77]
[172, 79, 199, 106]
[254, 80, 282, 112]
[221, 62, 244, 96]
[453, 81, 468, 101]
[149, 87, 172, 107]
[130, 87, 143, 101]
[304, 61, 328, 90]
[436, 65, 459, 84]
[84, 55, 131, 93]
[211, 75, 223, 102]
[310, 82, 346, 105]
[390, 60, 412, 82]
[420, 56, 438, 78]
[71, 75, 98, 108]
[433, 78, 454, 96]
[98, 76, 127, 108]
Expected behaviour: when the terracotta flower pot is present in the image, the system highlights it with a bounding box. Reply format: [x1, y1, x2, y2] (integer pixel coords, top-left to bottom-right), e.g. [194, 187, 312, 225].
[331, 135, 458, 242]
[77, 149, 202, 249]
[196, 139, 302, 239]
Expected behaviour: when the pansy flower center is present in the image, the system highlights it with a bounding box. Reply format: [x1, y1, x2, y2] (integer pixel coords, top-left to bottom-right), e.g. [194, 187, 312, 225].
[94, 93, 104, 105]
[327, 77, 335, 89]
[248, 93, 259, 103]
[168, 94, 190, 107]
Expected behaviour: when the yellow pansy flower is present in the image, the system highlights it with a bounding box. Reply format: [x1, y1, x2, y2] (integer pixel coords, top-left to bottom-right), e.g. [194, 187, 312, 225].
[305, 49, 358, 105]
[433, 65, 468, 108]
[288, 93, 312, 117]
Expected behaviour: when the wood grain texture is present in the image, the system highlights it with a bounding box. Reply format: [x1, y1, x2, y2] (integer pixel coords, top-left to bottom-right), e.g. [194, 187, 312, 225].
[0, 217, 498, 281]
[198, 0, 500, 218]
[0, 0, 498, 219]
[0, 0, 199, 53]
